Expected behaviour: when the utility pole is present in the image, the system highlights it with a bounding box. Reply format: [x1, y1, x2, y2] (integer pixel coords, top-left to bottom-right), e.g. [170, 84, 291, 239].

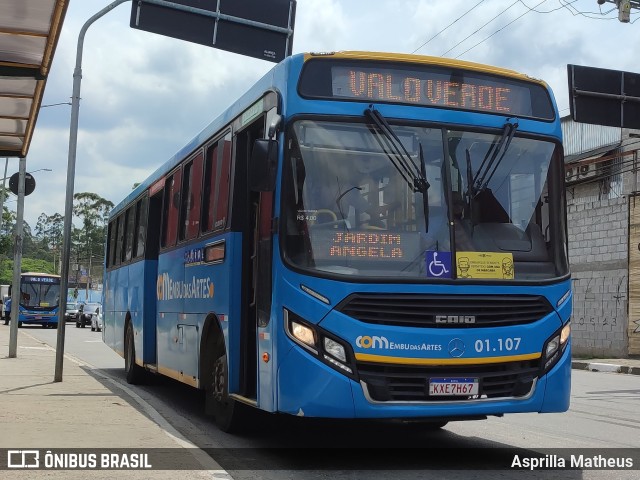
[597, 0, 638, 22]
[0, 158, 8, 236]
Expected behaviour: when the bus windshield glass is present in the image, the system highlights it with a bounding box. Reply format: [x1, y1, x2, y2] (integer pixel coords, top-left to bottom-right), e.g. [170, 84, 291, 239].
[282, 119, 567, 281]
[20, 277, 61, 310]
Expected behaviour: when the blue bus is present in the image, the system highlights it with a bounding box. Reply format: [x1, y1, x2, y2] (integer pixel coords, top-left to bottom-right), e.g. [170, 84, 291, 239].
[104, 51, 571, 432]
[6, 272, 61, 328]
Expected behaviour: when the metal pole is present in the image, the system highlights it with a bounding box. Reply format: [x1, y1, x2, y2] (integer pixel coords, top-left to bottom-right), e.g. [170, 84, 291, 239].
[0, 158, 8, 235]
[55, 0, 131, 382]
[8, 157, 26, 358]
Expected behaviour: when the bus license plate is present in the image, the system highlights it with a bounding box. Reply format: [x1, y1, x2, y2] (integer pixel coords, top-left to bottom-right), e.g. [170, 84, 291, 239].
[429, 378, 479, 396]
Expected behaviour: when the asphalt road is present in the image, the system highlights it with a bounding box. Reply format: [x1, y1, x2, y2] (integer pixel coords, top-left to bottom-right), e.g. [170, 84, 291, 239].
[20, 323, 640, 480]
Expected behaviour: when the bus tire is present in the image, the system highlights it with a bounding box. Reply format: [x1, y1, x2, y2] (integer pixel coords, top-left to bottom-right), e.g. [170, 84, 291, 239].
[205, 338, 248, 433]
[124, 322, 145, 385]
[18, 321, 22, 328]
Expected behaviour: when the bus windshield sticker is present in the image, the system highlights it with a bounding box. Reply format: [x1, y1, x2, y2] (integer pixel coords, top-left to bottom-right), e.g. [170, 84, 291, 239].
[456, 252, 514, 279]
[425, 251, 452, 279]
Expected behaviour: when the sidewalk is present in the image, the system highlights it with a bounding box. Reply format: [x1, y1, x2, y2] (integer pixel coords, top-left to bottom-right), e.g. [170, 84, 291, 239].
[0, 324, 226, 479]
[571, 357, 640, 375]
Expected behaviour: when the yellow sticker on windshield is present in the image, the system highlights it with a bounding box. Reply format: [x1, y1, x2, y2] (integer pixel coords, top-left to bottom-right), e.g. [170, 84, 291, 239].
[456, 252, 514, 279]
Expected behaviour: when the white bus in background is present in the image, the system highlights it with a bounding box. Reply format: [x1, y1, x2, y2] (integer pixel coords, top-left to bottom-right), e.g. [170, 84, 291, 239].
[1, 284, 9, 317]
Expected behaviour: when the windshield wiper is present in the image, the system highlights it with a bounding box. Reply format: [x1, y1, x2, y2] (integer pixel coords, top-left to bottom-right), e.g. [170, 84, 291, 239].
[365, 107, 431, 232]
[364, 107, 429, 194]
[471, 121, 518, 197]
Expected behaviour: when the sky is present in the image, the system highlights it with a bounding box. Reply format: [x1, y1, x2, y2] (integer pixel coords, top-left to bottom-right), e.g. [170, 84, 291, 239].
[9, 0, 640, 230]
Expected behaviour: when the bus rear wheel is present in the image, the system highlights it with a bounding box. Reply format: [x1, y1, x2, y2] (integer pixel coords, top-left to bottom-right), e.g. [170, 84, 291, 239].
[124, 322, 145, 384]
[205, 340, 248, 433]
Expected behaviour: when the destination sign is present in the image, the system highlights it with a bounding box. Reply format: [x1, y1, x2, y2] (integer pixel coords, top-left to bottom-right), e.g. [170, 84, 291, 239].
[24, 276, 59, 284]
[310, 230, 419, 262]
[299, 60, 554, 120]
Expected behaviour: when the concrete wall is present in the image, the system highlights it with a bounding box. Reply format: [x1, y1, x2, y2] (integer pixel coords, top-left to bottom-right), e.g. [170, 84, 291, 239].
[567, 195, 628, 357]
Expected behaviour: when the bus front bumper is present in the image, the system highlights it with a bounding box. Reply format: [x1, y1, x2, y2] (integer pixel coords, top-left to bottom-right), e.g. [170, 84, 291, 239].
[277, 343, 571, 418]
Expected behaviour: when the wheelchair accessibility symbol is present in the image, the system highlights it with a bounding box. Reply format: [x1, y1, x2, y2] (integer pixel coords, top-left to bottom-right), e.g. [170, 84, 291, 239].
[426, 251, 452, 278]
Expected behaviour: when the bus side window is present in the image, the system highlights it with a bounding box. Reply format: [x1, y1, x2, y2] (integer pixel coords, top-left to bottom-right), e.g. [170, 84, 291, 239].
[179, 152, 203, 241]
[134, 196, 148, 258]
[161, 168, 182, 248]
[202, 140, 219, 232]
[215, 136, 232, 230]
[107, 220, 117, 267]
[115, 214, 125, 265]
[200, 132, 231, 233]
[124, 206, 135, 262]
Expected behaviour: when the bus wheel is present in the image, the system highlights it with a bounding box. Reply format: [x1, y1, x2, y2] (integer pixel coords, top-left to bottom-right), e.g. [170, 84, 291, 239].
[124, 323, 145, 385]
[18, 321, 22, 328]
[206, 341, 247, 433]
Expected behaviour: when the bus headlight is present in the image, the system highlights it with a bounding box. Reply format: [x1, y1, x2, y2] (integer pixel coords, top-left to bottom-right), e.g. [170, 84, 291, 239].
[546, 336, 560, 357]
[291, 321, 316, 348]
[541, 322, 570, 375]
[284, 308, 356, 378]
[285, 309, 318, 354]
[324, 337, 346, 362]
[560, 323, 571, 345]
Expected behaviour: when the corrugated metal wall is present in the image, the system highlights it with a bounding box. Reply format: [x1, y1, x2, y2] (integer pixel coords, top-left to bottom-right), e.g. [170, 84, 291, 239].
[561, 116, 621, 156]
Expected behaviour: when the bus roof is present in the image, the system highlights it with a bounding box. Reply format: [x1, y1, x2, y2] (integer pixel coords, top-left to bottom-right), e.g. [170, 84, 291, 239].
[110, 51, 553, 218]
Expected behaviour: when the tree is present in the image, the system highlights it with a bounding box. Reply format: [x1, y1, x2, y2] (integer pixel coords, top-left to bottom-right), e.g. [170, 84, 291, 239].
[72, 192, 114, 285]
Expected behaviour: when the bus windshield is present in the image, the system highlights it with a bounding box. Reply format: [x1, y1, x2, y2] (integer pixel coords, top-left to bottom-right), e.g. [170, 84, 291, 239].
[282, 119, 567, 281]
[20, 278, 61, 310]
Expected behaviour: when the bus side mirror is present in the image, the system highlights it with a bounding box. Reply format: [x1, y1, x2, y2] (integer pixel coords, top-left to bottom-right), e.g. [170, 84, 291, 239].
[249, 139, 278, 192]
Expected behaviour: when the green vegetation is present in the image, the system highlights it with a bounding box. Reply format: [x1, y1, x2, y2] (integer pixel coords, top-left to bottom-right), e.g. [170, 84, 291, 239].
[0, 191, 114, 285]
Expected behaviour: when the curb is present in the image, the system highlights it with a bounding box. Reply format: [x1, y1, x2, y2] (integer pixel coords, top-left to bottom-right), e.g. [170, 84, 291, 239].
[571, 361, 640, 376]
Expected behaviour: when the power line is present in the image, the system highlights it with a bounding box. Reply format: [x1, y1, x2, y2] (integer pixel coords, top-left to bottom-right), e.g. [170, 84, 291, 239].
[412, 0, 487, 54]
[558, 0, 618, 19]
[455, 0, 549, 59]
[517, 0, 576, 13]
[441, 0, 521, 57]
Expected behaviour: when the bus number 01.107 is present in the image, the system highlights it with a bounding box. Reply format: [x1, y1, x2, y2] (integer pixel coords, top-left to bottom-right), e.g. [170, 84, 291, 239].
[474, 337, 521, 353]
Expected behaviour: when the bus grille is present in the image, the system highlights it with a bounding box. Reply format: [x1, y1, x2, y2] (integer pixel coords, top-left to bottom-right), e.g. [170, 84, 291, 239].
[336, 294, 553, 328]
[358, 360, 540, 402]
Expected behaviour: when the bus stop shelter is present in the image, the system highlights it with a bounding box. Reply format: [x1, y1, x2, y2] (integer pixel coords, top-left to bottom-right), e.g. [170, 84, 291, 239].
[0, 1, 70, 360]
[0, 0, 69, 158]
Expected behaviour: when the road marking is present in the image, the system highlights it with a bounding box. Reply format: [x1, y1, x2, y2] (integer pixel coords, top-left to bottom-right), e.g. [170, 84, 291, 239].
[84, 340, 103, 343]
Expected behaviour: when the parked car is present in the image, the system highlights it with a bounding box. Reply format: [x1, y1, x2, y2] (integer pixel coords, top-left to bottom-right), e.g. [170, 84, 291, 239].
[91, 306, 103, 332]
[64, 302, 81, 322]
[76, 302, 101, 328]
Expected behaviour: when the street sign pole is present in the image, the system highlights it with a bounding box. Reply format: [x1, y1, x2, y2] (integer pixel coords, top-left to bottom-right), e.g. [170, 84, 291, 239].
[8, 157, 26, 358]
[0, 158, 8, 235]
[55, 0, 131, 382]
